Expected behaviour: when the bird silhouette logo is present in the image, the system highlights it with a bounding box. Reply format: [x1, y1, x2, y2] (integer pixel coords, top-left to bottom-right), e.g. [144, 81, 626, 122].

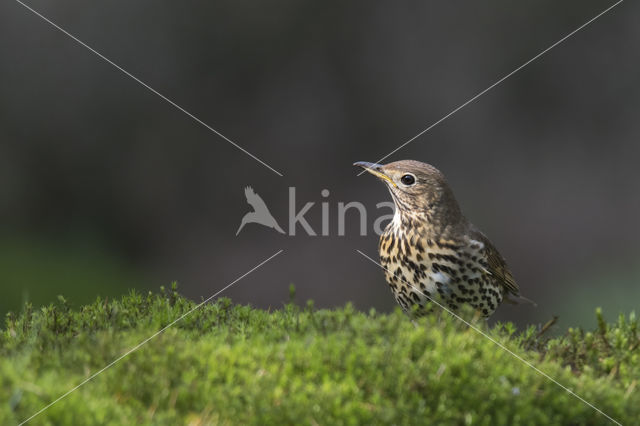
[236, 186, 285, 235]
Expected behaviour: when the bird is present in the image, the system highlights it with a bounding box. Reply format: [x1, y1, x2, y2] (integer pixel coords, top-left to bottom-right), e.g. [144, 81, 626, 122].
[354, 160, 531, 318]
[236, 186, 285, 235]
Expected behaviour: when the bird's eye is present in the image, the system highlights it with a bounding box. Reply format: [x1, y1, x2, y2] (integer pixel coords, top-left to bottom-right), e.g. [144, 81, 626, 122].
[400, 174, 416, 186]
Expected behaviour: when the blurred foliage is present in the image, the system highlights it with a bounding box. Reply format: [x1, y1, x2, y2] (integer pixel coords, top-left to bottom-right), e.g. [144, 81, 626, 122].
[551, 259, 640, 329]
[1, 287, 638, 425]
[0, 235, 147, 319]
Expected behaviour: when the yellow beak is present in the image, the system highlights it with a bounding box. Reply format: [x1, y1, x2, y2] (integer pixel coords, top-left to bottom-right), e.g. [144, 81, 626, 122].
[353, 161, 397, 187]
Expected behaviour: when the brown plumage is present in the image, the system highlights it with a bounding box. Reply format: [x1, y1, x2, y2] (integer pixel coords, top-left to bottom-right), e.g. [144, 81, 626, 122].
[355, 160, 529, 317]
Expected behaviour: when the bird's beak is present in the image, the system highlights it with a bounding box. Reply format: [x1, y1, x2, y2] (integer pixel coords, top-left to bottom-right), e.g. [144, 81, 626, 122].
[353, 161, 397, 187]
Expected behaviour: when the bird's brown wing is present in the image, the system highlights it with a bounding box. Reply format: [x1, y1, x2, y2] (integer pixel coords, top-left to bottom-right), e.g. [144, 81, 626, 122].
[469, 227, 520, 296]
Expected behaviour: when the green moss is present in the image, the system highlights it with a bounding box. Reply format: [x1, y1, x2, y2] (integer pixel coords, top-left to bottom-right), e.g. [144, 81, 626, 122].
[1, 286, 637, 425]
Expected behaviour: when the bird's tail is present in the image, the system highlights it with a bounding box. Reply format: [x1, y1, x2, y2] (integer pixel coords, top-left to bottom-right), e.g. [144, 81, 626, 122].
[272, 222, 285, 234]
[505, 294, 537, 307]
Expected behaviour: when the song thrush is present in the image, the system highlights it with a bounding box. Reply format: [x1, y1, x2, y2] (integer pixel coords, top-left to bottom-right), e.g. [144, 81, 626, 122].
[355, 160, 528, 317]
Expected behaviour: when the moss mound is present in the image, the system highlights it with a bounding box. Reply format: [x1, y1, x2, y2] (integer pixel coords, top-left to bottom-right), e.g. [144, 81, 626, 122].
[1, 286, 637, 425]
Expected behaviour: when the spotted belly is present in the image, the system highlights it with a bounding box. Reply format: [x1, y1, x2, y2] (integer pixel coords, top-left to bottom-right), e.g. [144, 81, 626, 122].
[379, 230, 504, 317]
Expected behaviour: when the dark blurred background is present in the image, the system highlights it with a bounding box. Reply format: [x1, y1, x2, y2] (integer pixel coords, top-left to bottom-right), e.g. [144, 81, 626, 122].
[1, 0, 638, 329]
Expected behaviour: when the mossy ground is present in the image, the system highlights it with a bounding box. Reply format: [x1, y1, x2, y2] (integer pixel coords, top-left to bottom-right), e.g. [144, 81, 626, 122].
[1, 284, 638, 425]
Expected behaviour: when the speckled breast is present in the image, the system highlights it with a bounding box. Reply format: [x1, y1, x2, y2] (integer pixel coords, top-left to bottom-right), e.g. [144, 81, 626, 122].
[378, 221, 504, 317]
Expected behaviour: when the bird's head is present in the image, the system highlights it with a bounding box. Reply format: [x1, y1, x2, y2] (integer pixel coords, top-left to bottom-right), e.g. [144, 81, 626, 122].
[354, 160, 463, 226]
